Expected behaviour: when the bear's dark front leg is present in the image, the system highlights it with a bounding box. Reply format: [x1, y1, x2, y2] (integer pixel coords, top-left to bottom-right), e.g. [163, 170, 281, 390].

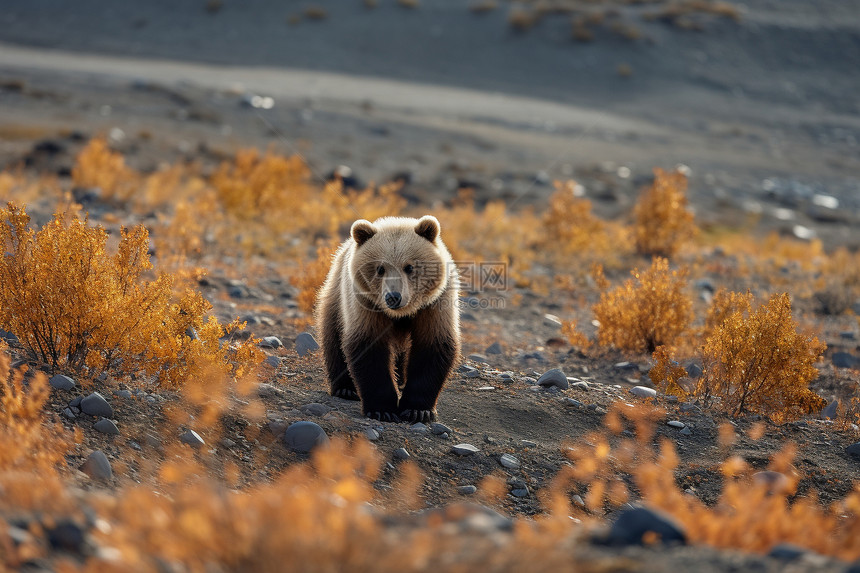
[344, 336, 400, 422]
[399, 330, 458, 423]
[321, 300, 359, 401]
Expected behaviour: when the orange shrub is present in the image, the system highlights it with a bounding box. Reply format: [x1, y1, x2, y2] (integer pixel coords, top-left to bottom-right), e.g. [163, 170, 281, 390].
[633, 168, 696, 258]
[648, 345, 688, 398]
[71, 137, 138, 201]
[593, 257, 692, 353]
[697, 292, 826, 420]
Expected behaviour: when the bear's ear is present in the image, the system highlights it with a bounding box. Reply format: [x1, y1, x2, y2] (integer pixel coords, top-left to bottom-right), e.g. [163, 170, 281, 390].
[414, 215, 440, 243]
[351, 219, 376, 246]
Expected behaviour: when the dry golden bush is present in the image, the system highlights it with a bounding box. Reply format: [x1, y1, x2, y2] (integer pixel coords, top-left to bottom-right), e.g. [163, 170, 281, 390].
[648, 345, 688, 398]
[697, 292, 826, 421]
[0, 203, 262, 386]
[291, 240, 340, 318]
[541, 180, 632, 263]
[593, 257, 693, 353]
[71, 137, 139, 201]
[633, 168, 696, 258]
[704, 288, 754, 340]
[561, 319, 591, 350]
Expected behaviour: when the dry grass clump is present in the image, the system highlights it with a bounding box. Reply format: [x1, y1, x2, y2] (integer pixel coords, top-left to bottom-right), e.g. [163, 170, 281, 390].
[649, 344, 688, 398]
[71, 137, 139, 201]
[592, 257, 692, 353]
[0, 202, 262, 386]
[633, 168, 696, 258]
[696, 292, 826, 421]
[291, 239, 340, 319]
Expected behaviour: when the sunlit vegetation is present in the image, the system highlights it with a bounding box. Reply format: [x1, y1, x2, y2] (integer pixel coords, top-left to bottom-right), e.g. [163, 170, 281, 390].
[0, 137, 858, 569]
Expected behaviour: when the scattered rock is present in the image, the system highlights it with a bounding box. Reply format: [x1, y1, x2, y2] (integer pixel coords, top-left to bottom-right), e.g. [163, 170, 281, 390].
[49, 374, 75, 390]
[543, 314, 562, 328]
[80, 450, 112, 481]
[93, 419, 120, 435]
[430, 422, 452, 435]
[570, 380, 589, 391]
[284, 421, 329, 453]
[846, 442, 860, 458]
[62, 407, 76, 419]
[630, 386, 657, 399]
[752, 470, 790, 493]
[537, 368, 569, 389]
[476, 386, 495, 391]
[410, 423, 429, 434]
[572, 494, 585, 507]
[485, 342, 502, 355]
[511, 488, 529, 498]
[468, 353, 488, 362]
[394, 447, 410, 460]
[268, 419, 288, 436]
[0, 328, 18, 344]
[499, 453, 520, 469]
[265, 356, 280, 368]
[180, 429, 205, 447]
[457, 485, 477, 495]
[464, 369, 481, 379]
[520, 440, 537, 448]
[69, 396, 83, 408]
[680, 427, 692, 436]
[833, 352, 860, 368]
[821, 400, 839, 420]
[768, 543, 807, 561]
[686, 363, 703, 378]
[295, 332, 319, 356]
[365, 428, 380, 441]
[46, 519, 87, 553]
[680, 402, 698, 413]
[114, 389, 132, 399]
[667, 420, 685, 429]
[301, 403, 332, 416]
[599, 506, 687, 546]
[80, 392, 114, 418]
[260, 336, 283, 349]
[451, 443, 479, 456]
[615, 361, 638, 371]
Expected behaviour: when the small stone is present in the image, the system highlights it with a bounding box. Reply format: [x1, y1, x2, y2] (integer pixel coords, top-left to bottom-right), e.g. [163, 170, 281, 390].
[94, 419, 120, 435]
[268, 419, 288, 437]
[667, 420, 685, 429]
[468, 353, 488, 362]
[679, 427, 692, 436]
[430, 422, 452, 435]
[511, 488, 529, 498]
[46, 519, 86, 553]
[261, 336, 284, 349]
[680, 402, 698, 412]
[570, 380, 589, 391]
[630, 386, 657, 399]
[62, 408, 76, 419]
[221, 438, 236, 448]
[485, 342, 502, 355]
[821, 400, 839, 420]
[80, 392, 114, 418]
[572, 494, 585, 507]
[543, 314, 562, 328]
[180, 429, 205, 447]
[69, 396, 83, 408]
[752, 470, 790, 493]
[768, 544, 807, 561]
[615, 361, 638, 371]
[520, 440, 537, 448]
[845, 442, 860, 457]
[284, 421, 329, 453]
[464, 369, 481, 378]
[295, 332, 319, 357]
[301, 403, 332, 416]
[686, 363, 703, 378]
[499, 453, 520, 469]
[80, 450, 112, 481]
[365, 428, 380, 441]
[410, 423, 429, 434]
[114, 389, 132, 399]
[476, 386, 495, 391]
[49, 374, 75, 390]
[394, 447, 410, 460]
[833, 352, 859, 368]
[840, 331, 857, 340]
[499, 372, 514, 380]
[265, 356, 280, 367]
[565, 398, 584, 408]
[600, 506, 686, 546]
[458, 485, 477, 495]
[484, 435, 496, 444]
[451, 443, 479, 456]
[537, 368, 569, 389]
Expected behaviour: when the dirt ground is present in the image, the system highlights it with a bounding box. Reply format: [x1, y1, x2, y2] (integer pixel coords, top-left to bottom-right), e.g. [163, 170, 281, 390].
[2, 1, 860, 570]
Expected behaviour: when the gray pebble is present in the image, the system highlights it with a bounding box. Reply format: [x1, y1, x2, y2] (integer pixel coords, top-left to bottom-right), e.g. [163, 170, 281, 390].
[499, 453, 520, 469]
[301, 403, 332, 416]
[394, 447, 410, 460]
[600, 506, 686, 546]
[511, 488, 529, 498]
[80, 392, 114, 418]
[630, 386, 657, 399]
[845, 442, 860, 457]
[49, 374, 75, 391]
[451, 443, 479, 456]
[284, 421, 329, 453]
[680, 427, 692, 436]
[833, 352, 860, 368]
[572, 494, 585, 507]
[265, 356, 280, 368]
[458, 485, 477, 495]
[180, 429, 205, 447]
[80, 450, 112, 481]
[686, 363, 703, 378]
[410, 423, 428, 434]
[295, 332, 319, 357]
[69, 396, 83, 408]
[114, 389, 132, 399]
[537, 368, 569, 389]
[821, 400, 839, 420]
[94, 419, 120, 435]
[62, 407, 76, 419]
[565, 398, 584, 408]
[268, 419, 288, 437]
[221, 438, 236, 448]
[840, 331, 856, 340]
[570, 380, 589, 391]
[365, 428, 380, 441]
[520, 440, 537, 448]
[499, 372, 514, 380]
[259, 336, 283, 349]
[430, 422, 452, 435]
[468, 353, 488, 362]
[485, 342, 502, 355]
[464, 369, 481, 378]
[667, 420, 685, 429]
[768, 544, 807, 561]
[614, 361, 638, 371]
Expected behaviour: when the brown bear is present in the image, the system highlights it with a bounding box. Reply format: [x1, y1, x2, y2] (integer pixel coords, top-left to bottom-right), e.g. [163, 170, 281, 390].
[315, 215, 460, 423]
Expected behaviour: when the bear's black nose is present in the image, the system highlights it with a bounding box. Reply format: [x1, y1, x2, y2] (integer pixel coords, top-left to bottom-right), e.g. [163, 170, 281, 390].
[385, 291, 402, 309]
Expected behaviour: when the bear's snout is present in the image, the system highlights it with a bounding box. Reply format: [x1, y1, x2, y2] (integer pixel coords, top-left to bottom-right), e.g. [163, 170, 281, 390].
[385, 291, 403, 309]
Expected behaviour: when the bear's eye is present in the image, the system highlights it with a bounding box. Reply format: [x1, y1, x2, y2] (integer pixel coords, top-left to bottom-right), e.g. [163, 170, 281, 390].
[376, 265, 385, 276]
[404, 264, 414, 275]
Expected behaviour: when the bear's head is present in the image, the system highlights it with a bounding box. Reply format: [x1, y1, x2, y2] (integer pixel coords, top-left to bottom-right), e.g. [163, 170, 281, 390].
[348, 215, 453, 318]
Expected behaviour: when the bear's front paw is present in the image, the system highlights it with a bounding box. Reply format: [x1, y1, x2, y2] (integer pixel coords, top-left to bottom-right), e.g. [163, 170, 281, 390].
[332, 388, 360, 400]
[399, 408, 437, 424]
[366, 411, 401, 422]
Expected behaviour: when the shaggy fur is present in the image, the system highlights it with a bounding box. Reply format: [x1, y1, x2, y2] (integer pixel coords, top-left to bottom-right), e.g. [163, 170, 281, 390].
[315, 215, 461, 423]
